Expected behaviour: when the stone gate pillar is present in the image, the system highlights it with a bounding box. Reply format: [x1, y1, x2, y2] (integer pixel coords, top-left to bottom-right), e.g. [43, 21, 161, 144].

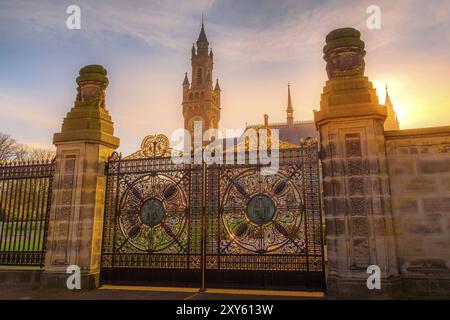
[314, 29, 400, 298]
[42, 65, 120, 289]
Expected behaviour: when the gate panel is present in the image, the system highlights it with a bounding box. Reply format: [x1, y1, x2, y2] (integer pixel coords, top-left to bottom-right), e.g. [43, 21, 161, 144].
[101, 140, 325, 290]
[205, 143, 325, 290]
[101, 154, 203, 286]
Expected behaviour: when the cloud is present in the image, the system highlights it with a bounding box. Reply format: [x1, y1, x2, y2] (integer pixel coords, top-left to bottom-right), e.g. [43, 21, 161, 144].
[0, 0, 214, 50]
[0, 0, 449, 154]
[2, 0, 447, 62]
[0, 91, 59, 128]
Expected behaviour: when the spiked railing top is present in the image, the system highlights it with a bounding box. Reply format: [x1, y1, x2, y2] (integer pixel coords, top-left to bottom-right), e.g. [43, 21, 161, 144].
[0, 157, 55, 167]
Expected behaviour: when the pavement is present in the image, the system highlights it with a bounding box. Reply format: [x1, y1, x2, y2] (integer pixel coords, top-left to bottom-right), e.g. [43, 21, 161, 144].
[0, 285, 325, 300]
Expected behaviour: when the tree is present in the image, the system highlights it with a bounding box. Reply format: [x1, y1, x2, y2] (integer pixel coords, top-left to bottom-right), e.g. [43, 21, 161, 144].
[13, 144, 29, 160]
[14, 145, 55, 161]
[0, 132, 55, 161]
[0, 133, 19, 161]
[0, 133, 55, 222]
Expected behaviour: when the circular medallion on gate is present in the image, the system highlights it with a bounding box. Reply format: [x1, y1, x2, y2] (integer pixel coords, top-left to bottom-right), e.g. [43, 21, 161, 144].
[246, 194, 276, 226]
[118, 174, 188, 252]
[140, 198, 165, 227]
[221, 168, 305, 254]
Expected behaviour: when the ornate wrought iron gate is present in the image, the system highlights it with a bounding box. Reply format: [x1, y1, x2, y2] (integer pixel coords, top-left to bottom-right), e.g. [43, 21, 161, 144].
[101, 154, 204, 285]
[101, 141, 325, 290]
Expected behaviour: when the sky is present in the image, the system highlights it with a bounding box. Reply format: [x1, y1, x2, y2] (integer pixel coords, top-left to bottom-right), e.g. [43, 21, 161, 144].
[0, 0, 449, 155]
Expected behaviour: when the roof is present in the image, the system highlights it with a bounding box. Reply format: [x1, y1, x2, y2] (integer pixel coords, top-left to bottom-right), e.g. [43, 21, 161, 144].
[197, 23, 209, 45]
[246, 120, 318, 145]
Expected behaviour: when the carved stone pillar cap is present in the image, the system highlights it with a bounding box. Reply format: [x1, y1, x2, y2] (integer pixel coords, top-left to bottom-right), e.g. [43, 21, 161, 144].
[76, 64, 109, 86]
[323, 28, 365, 58]
[323, 27, 366, 79]
[53, 64, 119, 148]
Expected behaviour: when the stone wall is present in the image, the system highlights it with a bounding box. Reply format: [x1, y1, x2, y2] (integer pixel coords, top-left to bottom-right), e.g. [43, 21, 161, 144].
[385, 126, 450, 298]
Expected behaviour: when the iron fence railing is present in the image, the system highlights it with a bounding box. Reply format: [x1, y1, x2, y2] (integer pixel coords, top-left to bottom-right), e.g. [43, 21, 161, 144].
[0, 159, 55, 266]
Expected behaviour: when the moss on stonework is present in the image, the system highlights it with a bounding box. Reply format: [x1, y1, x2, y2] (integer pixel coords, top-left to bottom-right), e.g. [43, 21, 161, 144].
[323, 37, 365, 54]
[75, 99, 104, 108]
[79, 65, 107, 75]
[76, 73, 109, 85]
[326, 27, 361, 42]
[323, 27, 365, 55]
[53, 64, 119, 148]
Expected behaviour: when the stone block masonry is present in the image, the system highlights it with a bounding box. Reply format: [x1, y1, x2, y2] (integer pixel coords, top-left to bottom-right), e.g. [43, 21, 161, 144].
[42, 65, 119, 289]
[386, 127, 450, 298]
[315, 28, 400, 299]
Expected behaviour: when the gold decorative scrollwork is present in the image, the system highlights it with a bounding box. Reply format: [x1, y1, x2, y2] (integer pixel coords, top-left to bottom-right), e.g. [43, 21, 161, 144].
[125, 134, 173, 159]
[109, 151, 121, 161]
[141, 134, 169, 157]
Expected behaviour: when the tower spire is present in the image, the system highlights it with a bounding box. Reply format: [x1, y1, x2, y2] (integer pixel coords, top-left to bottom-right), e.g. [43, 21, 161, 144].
[384, 84, 400, 130]
[183, 17, 221, 145]
[385, 84, 392, 106]
[183, 72, 189, 86]
[286, 82, 294, 126]
[196, 14, 209, 55]
[214, 78, 221, 91]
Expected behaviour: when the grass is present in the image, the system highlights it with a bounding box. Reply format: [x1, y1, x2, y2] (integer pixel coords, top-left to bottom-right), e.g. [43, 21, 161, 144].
[0, 221, 45, 251]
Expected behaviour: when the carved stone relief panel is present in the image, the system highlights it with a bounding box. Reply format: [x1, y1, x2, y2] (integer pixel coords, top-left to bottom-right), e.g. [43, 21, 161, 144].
[51, 154, 77, 265]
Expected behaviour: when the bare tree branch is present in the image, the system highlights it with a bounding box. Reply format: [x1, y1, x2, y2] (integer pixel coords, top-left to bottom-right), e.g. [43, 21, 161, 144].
[0, 132, 19, 161]
[25, 147, 56, 161]
[0, 132, 55, 161]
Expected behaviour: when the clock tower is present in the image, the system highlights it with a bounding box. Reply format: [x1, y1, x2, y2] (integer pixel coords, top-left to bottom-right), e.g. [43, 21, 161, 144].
[182, 20, 221, 143]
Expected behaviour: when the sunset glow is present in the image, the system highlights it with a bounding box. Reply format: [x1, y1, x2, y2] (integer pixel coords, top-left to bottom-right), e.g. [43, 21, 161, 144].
[1, 0, 450, 302]
[0, 0, 449, 155]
